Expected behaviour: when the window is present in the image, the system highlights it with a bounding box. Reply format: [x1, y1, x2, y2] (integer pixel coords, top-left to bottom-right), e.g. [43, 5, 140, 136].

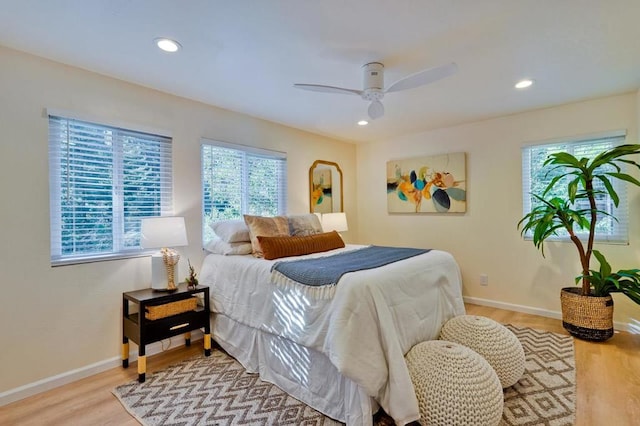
[49, 115, 172, 265]
[201, 139, 287, 242]
[521, 131, 628, 243]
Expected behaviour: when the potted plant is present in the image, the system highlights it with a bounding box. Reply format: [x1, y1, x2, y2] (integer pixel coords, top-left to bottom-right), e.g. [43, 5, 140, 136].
[518, 144, 640, 341]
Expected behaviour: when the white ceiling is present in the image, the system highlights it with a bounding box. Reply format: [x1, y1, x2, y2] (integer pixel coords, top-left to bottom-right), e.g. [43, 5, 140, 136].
[1, 0, 639, 143]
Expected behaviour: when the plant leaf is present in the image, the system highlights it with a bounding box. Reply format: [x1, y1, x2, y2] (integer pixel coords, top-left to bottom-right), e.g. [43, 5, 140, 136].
[545, 152, 583, 168]
[605, 172, 640, 187]
[568, 178, 579, 201]
[593, 250, 611, 278]
[595, 175, 619, 206]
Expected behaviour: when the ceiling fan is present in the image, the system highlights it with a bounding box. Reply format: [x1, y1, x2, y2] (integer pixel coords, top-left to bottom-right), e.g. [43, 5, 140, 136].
[294, 61, 458, 120]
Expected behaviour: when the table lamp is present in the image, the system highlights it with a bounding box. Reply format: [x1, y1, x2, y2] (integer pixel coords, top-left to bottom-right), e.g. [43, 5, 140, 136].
[321, 212, 348, 233]
[140, 216, 188, 291]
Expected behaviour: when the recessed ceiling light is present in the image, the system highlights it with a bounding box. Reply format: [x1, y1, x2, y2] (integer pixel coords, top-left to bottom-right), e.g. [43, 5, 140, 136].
[155, 38, 181, 53]
[357, 120, 369, 126]
[515, 79, 534, 89]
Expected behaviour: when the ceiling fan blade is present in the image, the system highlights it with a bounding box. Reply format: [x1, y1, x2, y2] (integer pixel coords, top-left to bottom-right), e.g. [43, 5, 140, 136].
[368, 100, 384, 120]
[385, 62, 458, 93]
[293, 84, 362, 96]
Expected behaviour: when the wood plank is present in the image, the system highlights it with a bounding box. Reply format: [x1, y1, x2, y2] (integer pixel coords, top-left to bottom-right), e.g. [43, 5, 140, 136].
[0, 344, 202, 426]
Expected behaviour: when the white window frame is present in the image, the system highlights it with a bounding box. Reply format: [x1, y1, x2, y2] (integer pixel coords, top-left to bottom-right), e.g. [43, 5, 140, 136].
[201, 139, 287, 243]
[48, 113, 173, 265]
[521, 130, 629, 244]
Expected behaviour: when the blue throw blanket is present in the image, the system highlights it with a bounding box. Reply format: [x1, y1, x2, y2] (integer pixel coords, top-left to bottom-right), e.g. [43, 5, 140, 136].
[271, 245, 430, 288]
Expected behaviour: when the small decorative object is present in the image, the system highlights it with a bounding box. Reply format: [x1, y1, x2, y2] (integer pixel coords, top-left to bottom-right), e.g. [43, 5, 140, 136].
[185, 259, 199, 289]
[387, 152, 466, 213]
[161, 248, 180, 291]
[518, 144, 640, 341]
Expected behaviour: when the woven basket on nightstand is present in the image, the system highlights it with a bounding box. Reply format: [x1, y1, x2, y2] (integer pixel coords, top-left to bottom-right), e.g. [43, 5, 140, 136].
[145, 297, 198, 320]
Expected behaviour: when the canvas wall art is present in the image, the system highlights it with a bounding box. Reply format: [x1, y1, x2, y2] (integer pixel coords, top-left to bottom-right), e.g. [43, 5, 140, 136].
[312, 168, 333, 213]
[387, 152, 466, 213]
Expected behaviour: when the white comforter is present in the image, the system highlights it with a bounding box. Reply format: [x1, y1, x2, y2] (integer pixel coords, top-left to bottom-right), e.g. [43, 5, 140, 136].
[200, 245, 465, 424]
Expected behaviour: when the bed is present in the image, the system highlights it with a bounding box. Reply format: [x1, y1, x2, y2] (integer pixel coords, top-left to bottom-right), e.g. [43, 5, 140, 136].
[200, 216, 465, 426]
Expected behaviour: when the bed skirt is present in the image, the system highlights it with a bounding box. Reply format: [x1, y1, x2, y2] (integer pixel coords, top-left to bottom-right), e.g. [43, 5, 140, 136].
[211, 313, 378, 426]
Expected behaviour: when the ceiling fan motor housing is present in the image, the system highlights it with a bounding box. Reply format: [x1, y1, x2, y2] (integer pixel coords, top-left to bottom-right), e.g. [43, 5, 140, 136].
[362, 62, 384, 101]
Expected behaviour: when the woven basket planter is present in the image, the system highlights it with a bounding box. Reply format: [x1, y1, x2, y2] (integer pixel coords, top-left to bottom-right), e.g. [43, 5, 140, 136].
[560, 287, 614, 341]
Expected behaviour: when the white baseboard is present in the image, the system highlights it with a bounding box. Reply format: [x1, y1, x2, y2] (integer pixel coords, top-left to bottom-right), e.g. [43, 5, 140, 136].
[463, 296, 635, 334]
[0, 330, 203, 407]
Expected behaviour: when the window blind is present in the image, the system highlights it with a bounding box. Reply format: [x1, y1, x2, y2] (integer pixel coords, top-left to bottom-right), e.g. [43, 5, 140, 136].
[521, 131, 628, 243]
[201, 140, 287, 243]
[49, 115, 172, 264]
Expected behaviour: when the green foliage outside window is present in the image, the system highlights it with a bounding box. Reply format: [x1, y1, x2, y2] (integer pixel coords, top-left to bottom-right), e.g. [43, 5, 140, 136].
[201, 143, 286, 243]
[50, 116, 171, 262]
[524, 138, 622, 241]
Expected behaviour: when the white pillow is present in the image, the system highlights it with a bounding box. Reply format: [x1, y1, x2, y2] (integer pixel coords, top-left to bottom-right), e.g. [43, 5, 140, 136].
[210, 220, 250, 243]
[205, 236, 253, 255]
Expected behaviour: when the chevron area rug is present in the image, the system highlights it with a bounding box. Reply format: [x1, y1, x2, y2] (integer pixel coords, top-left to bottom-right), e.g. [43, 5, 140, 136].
[113, 325, 575, 426]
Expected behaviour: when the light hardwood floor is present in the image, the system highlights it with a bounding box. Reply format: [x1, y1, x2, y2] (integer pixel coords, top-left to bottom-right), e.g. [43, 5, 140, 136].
[1, 304, 638, 426]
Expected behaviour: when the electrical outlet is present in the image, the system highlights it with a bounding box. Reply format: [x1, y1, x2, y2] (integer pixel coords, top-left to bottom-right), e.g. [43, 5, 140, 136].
[480, 274, 489, 286]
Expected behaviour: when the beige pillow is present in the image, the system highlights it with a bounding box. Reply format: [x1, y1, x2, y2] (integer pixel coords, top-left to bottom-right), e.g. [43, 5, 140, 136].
[287, 214, 323, 236]
[258, 231, 345, 260]
[243, 215, 290, 257]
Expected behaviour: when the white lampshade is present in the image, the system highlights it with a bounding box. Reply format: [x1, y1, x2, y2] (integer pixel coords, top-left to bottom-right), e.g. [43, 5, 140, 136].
[321, 212, 348, 233]
[140, 216, 188, 249]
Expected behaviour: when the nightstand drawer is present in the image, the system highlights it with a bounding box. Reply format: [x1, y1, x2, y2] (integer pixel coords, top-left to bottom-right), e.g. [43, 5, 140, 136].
[142, 309, 207, 343]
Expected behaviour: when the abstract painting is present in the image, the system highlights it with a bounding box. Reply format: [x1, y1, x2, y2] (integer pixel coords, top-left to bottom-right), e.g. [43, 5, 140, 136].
[312, 168, 333, 213]
[387, 152, 466, 213]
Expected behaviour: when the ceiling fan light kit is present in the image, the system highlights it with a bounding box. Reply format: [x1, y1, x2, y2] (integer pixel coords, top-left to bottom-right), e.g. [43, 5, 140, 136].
[294, 61, 457, 120]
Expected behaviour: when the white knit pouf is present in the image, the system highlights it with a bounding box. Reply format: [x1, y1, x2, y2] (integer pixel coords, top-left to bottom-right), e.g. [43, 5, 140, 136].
[439, 315, 525, 388]
[405, 340, 503, 426]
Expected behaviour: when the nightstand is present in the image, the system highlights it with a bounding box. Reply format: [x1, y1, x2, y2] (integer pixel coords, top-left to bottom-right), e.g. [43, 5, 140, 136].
[122, 284, 211, 382]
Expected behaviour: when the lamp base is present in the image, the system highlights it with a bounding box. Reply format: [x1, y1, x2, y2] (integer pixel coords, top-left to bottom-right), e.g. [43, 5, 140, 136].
[150, 253, 178, 291]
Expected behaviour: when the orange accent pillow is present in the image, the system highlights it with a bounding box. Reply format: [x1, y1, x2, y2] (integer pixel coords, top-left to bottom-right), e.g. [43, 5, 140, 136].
[244, 215, 290, 257]
[257, 231, 345, 260]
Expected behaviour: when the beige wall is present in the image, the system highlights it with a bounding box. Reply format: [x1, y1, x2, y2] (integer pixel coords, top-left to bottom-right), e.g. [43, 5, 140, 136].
[357, 92, 640, 328]
[0, 46, 357, 393]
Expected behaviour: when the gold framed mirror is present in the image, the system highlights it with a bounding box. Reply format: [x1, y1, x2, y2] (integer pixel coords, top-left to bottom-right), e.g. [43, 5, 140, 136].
[309, 160, 343, 213]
